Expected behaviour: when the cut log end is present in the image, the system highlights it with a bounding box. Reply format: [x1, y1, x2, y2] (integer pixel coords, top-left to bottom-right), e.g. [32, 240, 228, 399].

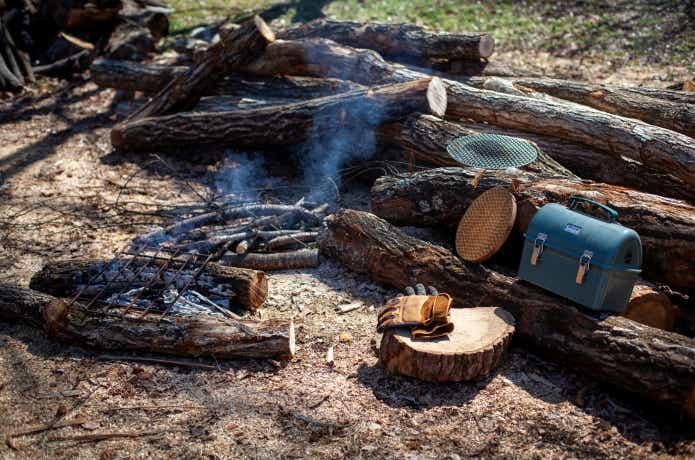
[624, 285, 676, 331]
[427, 77, 447, 117]
[253, 15, 276, 43]
[379, 307, 515, 382]
[478, 34, 495, 58]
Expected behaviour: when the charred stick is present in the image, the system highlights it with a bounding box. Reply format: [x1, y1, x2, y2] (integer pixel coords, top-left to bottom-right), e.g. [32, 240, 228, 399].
[265, 232, 318, 251]
[221, 249, 320, 271]
[137, 204, 320, 245]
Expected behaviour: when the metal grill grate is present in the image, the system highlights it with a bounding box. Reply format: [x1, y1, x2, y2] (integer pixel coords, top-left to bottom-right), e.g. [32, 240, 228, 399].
[446, 134, 539, 170]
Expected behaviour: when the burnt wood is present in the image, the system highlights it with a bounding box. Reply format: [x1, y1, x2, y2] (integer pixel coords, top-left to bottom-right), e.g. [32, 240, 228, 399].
[0, 284, 294, 360]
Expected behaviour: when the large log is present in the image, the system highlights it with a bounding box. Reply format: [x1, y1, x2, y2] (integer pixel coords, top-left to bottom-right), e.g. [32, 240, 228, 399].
[464, 76, 695, 138]
[91, 58, 365, 96]
[241, 39, 695, 188]
[0, 284, 294, 360]
[111, 15, 275, 146]
[370, 168, 695, 293]
[278, 19, 495, 61]
[29, 258, 268, 311]
[113, 77, 447, 151]
[447, 119, 694, 203]
[378, 113, 577, 179]
[318, 209, 695, 418]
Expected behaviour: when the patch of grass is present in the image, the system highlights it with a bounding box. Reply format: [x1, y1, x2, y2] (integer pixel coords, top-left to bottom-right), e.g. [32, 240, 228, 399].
[167, 0, 695, 70]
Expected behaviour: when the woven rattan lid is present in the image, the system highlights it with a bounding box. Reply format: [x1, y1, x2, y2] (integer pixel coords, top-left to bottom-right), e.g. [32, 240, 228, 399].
[456, 187, 517, 263]
[447, 134, 539, 169]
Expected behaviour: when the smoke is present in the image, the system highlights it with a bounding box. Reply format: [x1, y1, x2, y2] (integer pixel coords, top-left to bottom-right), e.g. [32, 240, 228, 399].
[298, 101, 383, 202]
[215, 150, 285, 202]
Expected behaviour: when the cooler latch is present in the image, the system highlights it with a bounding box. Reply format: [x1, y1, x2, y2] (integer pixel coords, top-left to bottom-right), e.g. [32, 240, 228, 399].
[576, 250, 594, 284]
[530, 233, 547, 266]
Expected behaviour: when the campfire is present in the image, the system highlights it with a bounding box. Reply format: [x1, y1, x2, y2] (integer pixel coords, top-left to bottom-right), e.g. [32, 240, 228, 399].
[1, 10, 694, 427]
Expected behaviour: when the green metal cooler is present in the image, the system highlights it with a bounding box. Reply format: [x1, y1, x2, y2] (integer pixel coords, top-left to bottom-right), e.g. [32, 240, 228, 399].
[518, 197, 642, 313]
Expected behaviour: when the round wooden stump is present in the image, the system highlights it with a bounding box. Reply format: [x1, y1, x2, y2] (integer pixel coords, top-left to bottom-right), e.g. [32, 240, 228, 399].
[379, 307, 515, 382]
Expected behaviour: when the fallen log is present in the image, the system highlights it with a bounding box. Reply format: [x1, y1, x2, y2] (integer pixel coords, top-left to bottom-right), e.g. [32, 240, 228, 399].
[370, 168, 695, 293]
[0, 284, 294, 360]
[378, 113, 577, 179]
[111, 15, 275, 146]
[241, 38, 695, 188]
[91, 58, 184, 93]
[319, 209, 695, 419]
[278, 19, 495, 61]
[91, 58, 365, 96]
[29, 257, 268, 311]
[221, 248, 319, 271]
[113, 77, 447, 151]
[444, 119, 694, 203]
[464, 76, 695, 138]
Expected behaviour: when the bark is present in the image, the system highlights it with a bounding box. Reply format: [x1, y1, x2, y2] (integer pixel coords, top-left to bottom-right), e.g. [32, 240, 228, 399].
[113, 77, 447, 151]
[438, 59, 540, 77]
[319, 209, 695, 419]
[378, 113, 577, 179]
[370, 168, 695, 293]
[90, 58, 364, 95]
[0, 284, 294, 360]
[242, 38, 695, 188]
[104, 22, 155, 61]
[91, 58, 184, 93]
[111, 15, 275, 146]
[29, 257, 268, 312]
[221, 249, 319, 271]
[464, 76, 695, 138]
[278, 19, 495, 61]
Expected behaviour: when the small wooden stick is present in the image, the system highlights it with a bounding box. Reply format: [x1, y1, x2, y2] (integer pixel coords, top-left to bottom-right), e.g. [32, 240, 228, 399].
[97, 354, 217, 369]
[5, 418, 87, 449]
[48, 429, 174, 443]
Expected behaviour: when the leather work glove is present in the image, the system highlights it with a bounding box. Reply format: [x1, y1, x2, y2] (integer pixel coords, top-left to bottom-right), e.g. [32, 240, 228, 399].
[377, 284, 454, 340]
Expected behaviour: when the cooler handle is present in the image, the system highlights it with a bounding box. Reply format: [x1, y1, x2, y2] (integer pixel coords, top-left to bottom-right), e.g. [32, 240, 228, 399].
[568, 196, 618, 223]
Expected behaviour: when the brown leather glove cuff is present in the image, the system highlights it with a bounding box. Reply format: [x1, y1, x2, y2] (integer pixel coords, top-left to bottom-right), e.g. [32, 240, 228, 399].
[411, 320, 455, 340]
[422, 293, 452, 325]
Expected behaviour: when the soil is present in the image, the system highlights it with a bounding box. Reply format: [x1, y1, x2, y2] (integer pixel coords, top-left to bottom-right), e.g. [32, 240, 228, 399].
[1, 71, 694, 458]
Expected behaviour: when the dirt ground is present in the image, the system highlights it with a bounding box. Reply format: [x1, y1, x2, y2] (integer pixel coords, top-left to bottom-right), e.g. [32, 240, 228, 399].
[1, 70, 695, 459]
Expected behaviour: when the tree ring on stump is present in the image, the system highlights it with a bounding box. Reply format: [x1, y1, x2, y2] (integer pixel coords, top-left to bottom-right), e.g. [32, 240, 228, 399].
[379, 307, 515, 382]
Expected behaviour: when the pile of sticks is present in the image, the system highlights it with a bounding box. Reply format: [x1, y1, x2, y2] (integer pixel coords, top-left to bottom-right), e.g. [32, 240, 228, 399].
[137, 201, 328, 271]
[0, 0, 170, 91]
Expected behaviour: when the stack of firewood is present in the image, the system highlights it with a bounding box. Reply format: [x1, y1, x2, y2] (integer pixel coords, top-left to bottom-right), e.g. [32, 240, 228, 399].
[0, 0, 170, 90]
[87, 15, 695, 418]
